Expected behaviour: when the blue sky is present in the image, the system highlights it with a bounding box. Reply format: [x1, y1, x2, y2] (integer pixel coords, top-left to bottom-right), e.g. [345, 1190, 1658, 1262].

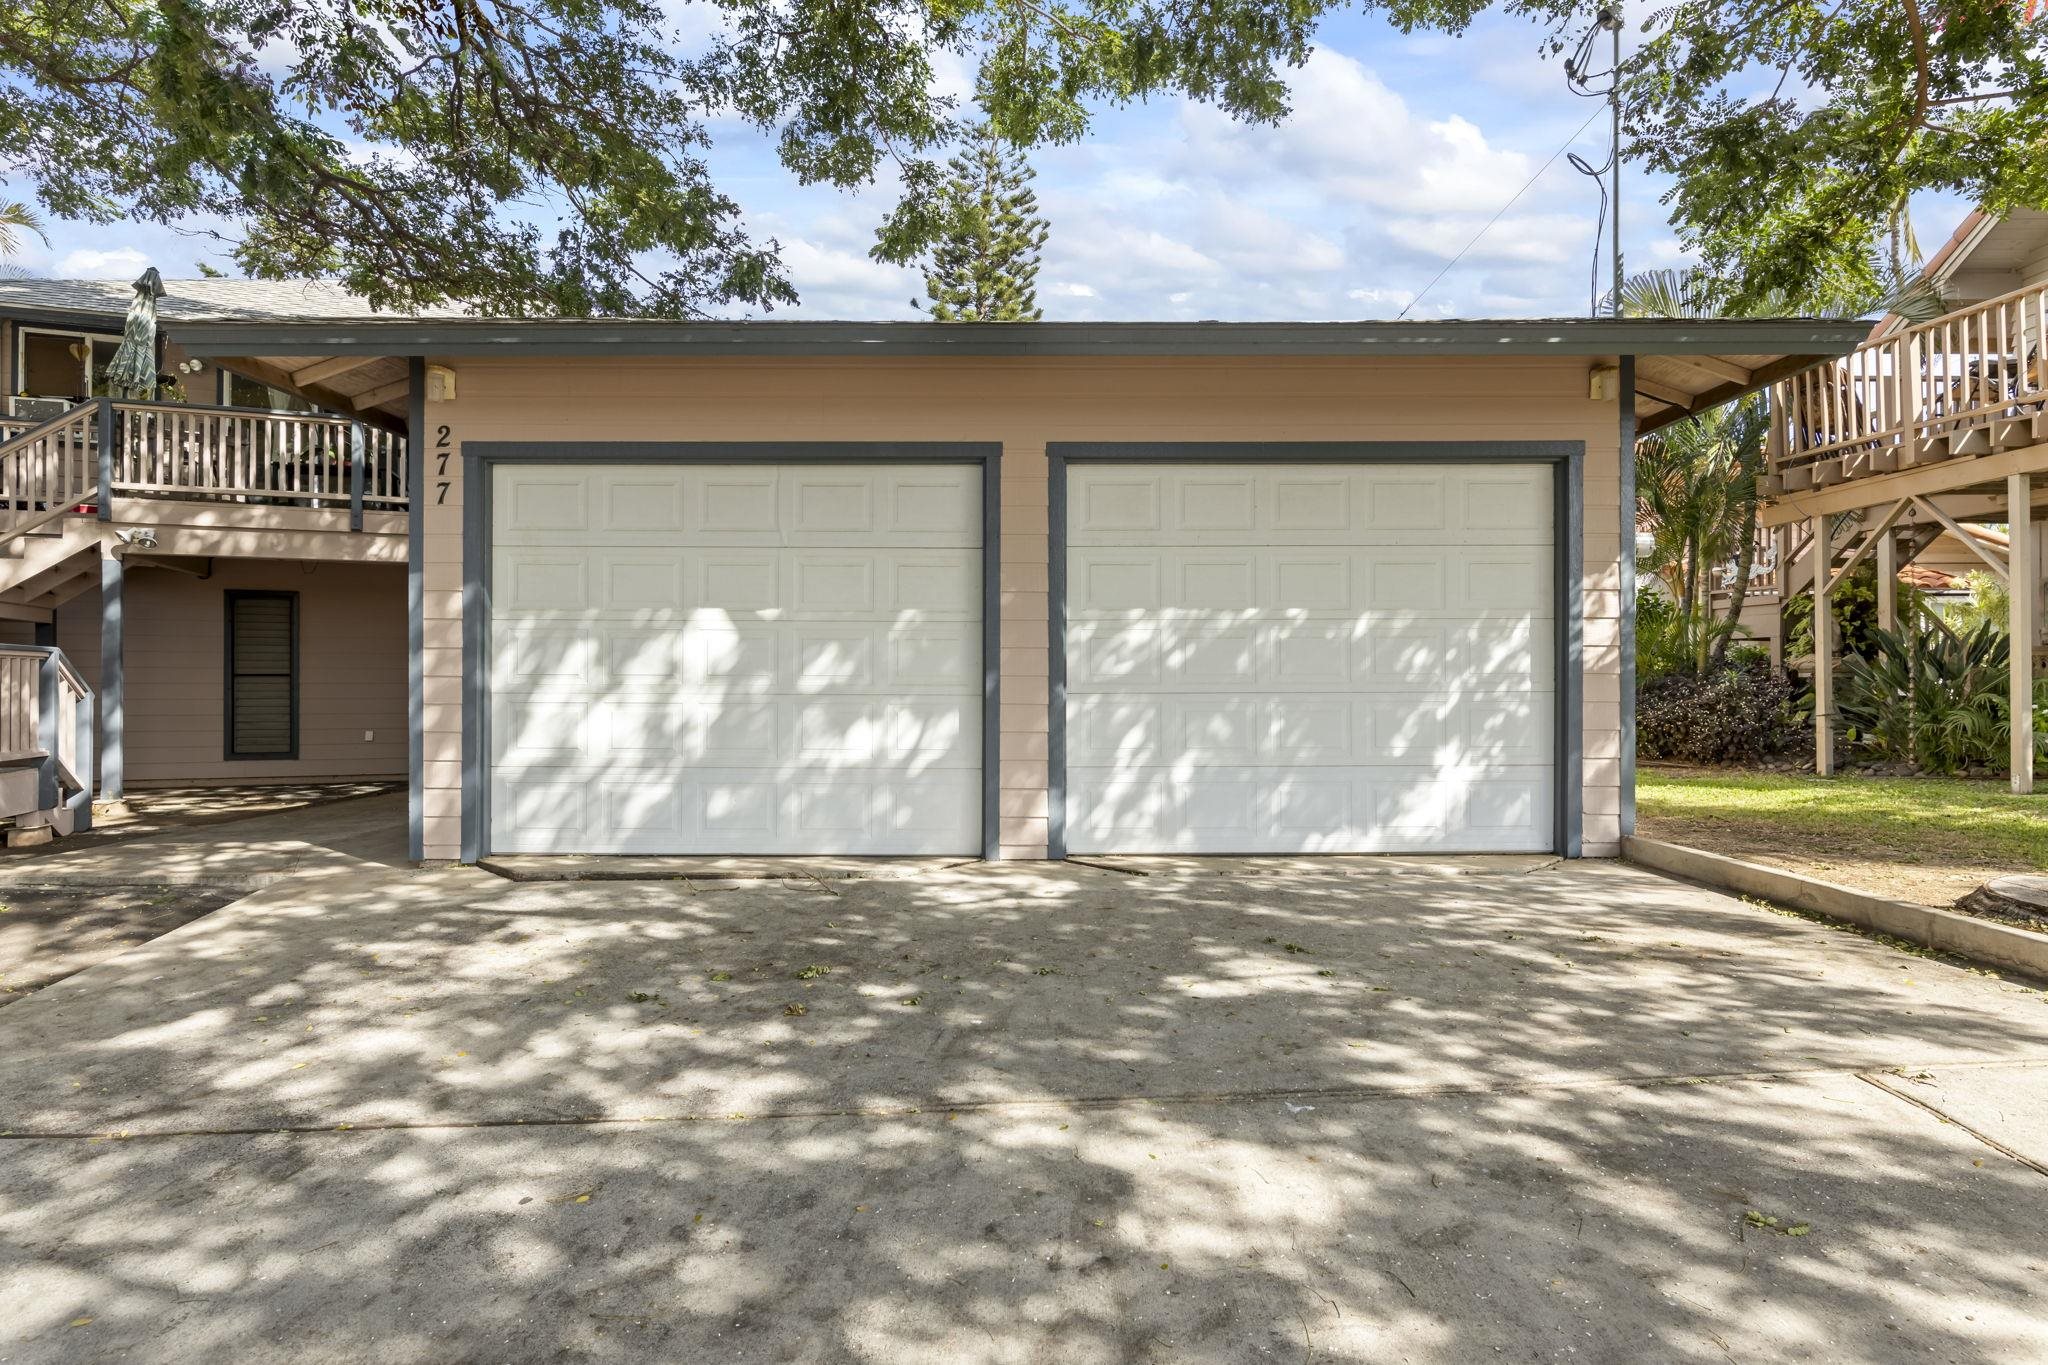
[7, 8, 1970, 321]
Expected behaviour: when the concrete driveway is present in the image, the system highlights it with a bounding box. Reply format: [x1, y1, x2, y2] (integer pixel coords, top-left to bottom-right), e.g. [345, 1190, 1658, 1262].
[3, 803, 2046, 1363]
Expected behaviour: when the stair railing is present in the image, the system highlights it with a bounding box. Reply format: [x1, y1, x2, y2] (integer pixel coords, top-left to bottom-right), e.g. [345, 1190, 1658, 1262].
[0, 402, 102, 551]
[0, 643, 94, 835]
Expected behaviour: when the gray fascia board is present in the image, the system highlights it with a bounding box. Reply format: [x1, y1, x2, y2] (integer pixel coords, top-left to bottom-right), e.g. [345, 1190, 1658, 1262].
[167, 318, 1873, 360]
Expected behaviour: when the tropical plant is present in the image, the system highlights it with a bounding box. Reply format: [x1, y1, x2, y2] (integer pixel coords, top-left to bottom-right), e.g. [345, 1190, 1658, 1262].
[0, 201, 43, 258]
[1634, 398, 1766, 673]
[905, 124, 1048, 322]
[1781, 561, 1918, 665]
[1833, 619, 2046, 774]
[1944, 570, 2010, 637]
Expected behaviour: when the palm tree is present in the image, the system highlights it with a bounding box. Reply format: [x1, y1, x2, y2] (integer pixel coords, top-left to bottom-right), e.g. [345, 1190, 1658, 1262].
[0, 202, 45, 258]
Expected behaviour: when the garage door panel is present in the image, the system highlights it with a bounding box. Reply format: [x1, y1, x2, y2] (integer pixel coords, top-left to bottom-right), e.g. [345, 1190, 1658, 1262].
[491, 463, 982, 855]
[1066, 461, 1554, 854]
[498, 552, 590, 611]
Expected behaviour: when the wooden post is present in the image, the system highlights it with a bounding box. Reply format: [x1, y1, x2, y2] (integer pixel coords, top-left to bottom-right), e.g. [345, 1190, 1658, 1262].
[1813, 513, 1834, 776]
[1875, 527, 1897, 633]
[2009, 473, 2036, 795]
[1771, 525, 1791, 671]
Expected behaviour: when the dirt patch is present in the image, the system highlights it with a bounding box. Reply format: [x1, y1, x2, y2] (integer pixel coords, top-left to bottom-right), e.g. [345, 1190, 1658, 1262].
[1636, 811, 2029, 910]
[0, 883, 241, 1002]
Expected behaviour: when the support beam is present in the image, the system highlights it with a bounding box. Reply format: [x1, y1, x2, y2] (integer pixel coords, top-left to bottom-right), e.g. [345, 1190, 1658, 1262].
[290, 355, 379, 388]
[1824, 499, 1909, 594]
[352, 378, 411, 412]
[1661, 353, 1753, 386]
[1813, 512, 1834, 777]
[99, 549, 123, 804]
[1911, 495, 2010, 581]
[1633, 375, 1695, 409]
[1875, 525, 1897, 633]
[2011, 473, 2036, 795]
[1762, 438, 2048, 526]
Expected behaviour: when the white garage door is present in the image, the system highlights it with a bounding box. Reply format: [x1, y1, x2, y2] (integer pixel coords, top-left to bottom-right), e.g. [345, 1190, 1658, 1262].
[1065, 462, 1555, 853]
[489, 463, 982, 855]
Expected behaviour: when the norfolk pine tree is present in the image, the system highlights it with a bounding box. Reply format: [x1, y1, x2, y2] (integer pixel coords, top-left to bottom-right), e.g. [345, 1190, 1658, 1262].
[917, 126, 1048, 322]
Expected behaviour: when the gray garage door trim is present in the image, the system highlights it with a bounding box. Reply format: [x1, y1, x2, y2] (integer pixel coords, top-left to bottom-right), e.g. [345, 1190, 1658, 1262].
[1046, 441, 1584, 859]
[462, 442, 1003, 863]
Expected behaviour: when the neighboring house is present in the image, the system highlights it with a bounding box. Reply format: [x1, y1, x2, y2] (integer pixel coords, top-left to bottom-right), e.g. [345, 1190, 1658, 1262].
[0, 277, 425, 416]
[1759, 208, 2048, 787]
[0, 311, 1841, 865]
[0, 279, 465, 833]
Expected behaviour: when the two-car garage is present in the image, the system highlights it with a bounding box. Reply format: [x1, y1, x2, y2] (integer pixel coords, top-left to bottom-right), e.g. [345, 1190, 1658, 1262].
[480, 450, 1564, 860]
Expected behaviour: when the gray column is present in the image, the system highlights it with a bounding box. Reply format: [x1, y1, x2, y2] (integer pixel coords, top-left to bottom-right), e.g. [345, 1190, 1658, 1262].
[98, 548, 123, 802]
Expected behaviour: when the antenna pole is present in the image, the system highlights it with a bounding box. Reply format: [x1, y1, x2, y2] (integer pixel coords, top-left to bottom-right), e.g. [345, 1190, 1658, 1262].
[1609, 7, 1623, 316]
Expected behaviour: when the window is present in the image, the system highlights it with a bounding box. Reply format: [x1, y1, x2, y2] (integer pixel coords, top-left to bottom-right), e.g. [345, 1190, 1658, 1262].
[225, 592, 298, 759]
[15, 328, 122, 402]
[222, 371, 313, 412]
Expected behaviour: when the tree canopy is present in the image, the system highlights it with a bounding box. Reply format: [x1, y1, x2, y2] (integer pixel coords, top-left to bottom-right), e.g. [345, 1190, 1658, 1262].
[905, 124, 1049, 321]
[1378, 0, 2048, 312]
[2, 0, 2042, 316]
[0, 0, 1324, 316]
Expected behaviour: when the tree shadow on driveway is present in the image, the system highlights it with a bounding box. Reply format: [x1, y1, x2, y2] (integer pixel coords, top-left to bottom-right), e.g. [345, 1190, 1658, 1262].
[3, 856, 2046, 1361]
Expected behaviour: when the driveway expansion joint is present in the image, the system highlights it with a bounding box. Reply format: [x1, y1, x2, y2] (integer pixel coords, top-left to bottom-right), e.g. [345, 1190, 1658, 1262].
[1857, 1070, 2048, 1179]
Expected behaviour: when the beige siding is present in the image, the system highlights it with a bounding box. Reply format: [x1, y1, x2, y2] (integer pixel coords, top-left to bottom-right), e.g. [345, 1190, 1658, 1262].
[426, 355, 1627, 860]
[50, 559, 405, 785]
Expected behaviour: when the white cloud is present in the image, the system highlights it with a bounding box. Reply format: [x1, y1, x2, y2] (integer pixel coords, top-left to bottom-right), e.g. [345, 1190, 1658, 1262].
[1047, 282, 1097, 298]
[58, 247, 151, 279]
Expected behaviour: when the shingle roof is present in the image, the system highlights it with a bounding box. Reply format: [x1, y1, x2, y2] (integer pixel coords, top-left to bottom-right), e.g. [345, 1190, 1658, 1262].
[0, 276, 469, 323]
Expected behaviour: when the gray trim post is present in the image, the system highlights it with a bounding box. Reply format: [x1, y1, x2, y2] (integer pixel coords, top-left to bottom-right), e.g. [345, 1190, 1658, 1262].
[460, 441, 1003, 863]
[1045, 440, 1586, 860]
[1556, 451, 1585, 857]
[406, 357, 425, 861]
[98, 548, 123, 801]
[980, 451, 1003, 861]
[349, 419, 367, 532]
[1047, 453, 1068, 859]
[1618, 355, 1638, 836]
[95, 397, 113, 522]
[461, 448, 486, 863]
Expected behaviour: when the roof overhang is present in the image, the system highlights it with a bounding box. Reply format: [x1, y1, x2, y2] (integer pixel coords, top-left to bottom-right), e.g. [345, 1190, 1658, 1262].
[169, 316, 1872, 427]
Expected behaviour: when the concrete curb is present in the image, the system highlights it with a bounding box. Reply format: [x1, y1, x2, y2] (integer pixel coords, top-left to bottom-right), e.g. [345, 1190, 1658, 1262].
[1622, 836, 2048, 982]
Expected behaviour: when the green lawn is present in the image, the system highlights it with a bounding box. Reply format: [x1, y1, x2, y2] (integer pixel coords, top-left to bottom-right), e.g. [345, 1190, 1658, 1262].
[1637, 768, 2048, 906]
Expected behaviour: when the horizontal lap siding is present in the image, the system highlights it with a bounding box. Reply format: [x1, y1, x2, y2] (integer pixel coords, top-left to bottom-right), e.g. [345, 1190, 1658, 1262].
[51, 560, 406, 785]
[425, 356, 1624, 860]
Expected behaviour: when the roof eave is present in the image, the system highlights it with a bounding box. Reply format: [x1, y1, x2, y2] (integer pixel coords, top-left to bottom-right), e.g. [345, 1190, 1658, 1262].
[170, 317, 1875, 360]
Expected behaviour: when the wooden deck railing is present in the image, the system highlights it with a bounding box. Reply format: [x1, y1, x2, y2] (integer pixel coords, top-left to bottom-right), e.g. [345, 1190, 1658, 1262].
[0, 405, 100, 543]
[1768, 279, 2048, 493]
[109, 401, 406, 508]
[0, 399, 407, 544]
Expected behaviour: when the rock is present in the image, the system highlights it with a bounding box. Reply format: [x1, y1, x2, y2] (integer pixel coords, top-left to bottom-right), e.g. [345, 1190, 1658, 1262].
[1955, 876, 2048, 933]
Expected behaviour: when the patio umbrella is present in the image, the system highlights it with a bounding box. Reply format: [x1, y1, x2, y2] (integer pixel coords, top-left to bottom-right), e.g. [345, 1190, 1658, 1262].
[104, 267, 165, 399]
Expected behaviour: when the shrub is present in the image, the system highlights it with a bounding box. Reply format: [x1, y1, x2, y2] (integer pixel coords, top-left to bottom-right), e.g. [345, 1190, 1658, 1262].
[1833, 619, 2048, 774]
[1638, 663, 1799, 764]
